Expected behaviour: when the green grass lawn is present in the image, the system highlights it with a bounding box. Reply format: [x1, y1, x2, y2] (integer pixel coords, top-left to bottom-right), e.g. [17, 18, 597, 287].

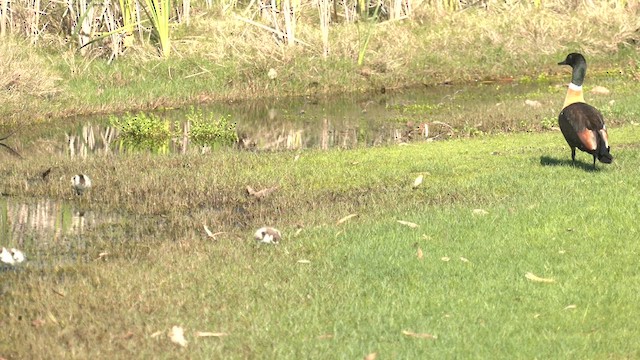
[1, 126, 640, 358]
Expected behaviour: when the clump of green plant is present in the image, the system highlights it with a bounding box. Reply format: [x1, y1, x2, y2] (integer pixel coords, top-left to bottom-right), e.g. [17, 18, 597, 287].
[110, 112, 172, 152]
[186, 109, 238, 148]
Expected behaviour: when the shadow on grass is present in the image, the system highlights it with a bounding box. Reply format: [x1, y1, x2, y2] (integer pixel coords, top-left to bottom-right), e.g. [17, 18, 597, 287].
[539, 156, 599, 172]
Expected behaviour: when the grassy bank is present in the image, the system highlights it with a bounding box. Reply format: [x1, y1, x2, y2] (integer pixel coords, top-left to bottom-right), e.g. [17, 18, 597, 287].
[1, 125, 640, 358]
[2, 1, 640, 124]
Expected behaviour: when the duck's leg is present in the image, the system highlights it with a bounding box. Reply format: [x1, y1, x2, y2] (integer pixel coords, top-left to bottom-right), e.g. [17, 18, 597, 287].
[571, 147, 576, 164]
[593, 154, 597, 169]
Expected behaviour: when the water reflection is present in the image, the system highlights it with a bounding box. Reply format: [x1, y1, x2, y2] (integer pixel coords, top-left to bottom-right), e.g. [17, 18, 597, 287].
[0, 197, 96, 251]
[58, 118, 431, 156]
[6, 81, 572, 156]
[12, 87, 464, 156]
[67, 124, 118, 157]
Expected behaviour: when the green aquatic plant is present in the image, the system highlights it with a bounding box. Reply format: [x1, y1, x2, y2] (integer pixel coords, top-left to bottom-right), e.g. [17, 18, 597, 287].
[110, 112, 172, 152]
[186, 109, 238, 148]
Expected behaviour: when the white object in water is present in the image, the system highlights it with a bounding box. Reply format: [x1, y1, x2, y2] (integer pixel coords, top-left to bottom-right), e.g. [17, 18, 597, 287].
[254, 227, 282, 244]
[71, 174, 92, 195]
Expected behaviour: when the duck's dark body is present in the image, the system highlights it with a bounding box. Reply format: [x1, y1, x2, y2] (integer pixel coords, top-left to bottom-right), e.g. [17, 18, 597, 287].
[557, 53, 612, 168]
[559, 103, 612, 166]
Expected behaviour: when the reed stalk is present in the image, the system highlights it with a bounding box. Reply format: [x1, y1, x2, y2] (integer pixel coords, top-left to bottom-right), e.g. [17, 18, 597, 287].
[318, 0, 330, 56]
[117, 0, 137, 35]
[70, 0, 97, 52]
[30, 0, 40, 43]
[182, 0, 190, 25]
[142, 0, 171, 57]
[1, 0, 8, 37]
[102, 0, 122, 60]
[356, 4, 380, 66]
[282, 0, 295, 46]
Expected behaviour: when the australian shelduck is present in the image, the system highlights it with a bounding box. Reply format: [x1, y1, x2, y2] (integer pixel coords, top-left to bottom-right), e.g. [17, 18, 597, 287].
[558, 53, 613, 168]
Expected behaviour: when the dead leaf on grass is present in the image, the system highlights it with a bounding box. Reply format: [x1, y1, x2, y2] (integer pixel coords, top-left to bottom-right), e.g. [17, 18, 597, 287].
[525, 272, 555, 283]
[397, 220, 419, 228]
[31, 319, 46, 328]
[402, 330, 437, 339]
[204, 224, 226, 239]
[169, 326, 188, 347]
[472, 209, 488, 216]
[417, 247, 423, 260]
[95, 251, 109, 260]
[564, 304, 577, 310]
[364, 352, 377, 360]
[440, 256, 450, 262]
[204, 224, 214, 237]
[297, 259, 311, 264]
[337, 214, 358, 225]
[317, 333, 334, 339]
[150, 331, 163, 338]
[246, 185, 279, 199]
[196, 331, 228, 337]
[412, 174, 424, 189]
[459, 257, 470, 263]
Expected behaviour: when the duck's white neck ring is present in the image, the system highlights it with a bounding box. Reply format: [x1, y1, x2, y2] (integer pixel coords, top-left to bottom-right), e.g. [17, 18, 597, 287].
[568, 82, 582, 91]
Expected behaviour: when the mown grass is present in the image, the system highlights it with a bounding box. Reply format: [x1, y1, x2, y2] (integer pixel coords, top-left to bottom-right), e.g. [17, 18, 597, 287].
[1, 124, 640, 358]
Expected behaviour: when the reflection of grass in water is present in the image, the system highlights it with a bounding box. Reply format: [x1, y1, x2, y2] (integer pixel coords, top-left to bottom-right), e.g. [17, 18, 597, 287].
[2, 126, 640, 358]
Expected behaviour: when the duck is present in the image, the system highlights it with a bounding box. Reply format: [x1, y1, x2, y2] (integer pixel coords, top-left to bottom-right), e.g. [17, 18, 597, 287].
[254, 227, 281, 244]
[71, 174, 92, 195]
[1, 247, 25, 265]
[557, 53, 613, 168]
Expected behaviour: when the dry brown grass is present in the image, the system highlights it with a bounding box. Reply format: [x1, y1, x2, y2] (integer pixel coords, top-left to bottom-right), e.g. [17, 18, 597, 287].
[0, 38, 60, 103]
[172, 1, 640, 83]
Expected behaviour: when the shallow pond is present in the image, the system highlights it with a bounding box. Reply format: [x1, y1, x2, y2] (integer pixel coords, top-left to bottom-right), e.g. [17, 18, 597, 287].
[3, 80, 581, 156]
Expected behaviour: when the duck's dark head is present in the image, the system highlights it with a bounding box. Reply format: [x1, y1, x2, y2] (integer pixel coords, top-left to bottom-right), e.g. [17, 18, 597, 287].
[558, 53, 586, 67]
[558, 53, 587, 86]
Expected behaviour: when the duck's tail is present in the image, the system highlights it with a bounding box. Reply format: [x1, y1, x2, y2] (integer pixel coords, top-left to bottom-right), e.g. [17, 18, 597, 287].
[597, 129, 613, 164]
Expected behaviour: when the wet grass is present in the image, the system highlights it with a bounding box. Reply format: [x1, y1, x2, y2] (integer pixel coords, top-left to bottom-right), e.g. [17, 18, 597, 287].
[2, 125, 640, 358]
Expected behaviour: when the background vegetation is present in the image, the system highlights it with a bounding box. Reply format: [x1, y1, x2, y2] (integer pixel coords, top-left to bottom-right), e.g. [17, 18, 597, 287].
[2, 0, 640, 123]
